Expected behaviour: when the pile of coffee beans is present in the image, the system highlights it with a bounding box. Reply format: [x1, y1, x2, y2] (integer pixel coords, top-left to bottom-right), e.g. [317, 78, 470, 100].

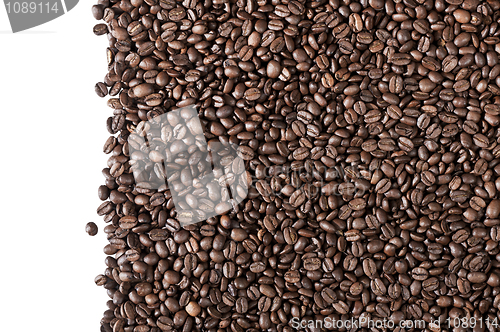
[92, 0, 500, 331]
[87, 222, 99, 236]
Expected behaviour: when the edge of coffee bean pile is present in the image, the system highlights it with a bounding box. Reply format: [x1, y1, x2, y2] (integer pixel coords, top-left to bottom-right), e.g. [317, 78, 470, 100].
[91, 0, 500, 331]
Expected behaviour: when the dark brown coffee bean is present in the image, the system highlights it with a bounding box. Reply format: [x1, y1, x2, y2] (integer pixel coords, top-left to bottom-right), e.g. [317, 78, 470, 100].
[487, 200, 500, 218]
[363, 258, 377, 279]
[321, 288, 337, 304]
[86, 222, 98, 236]
[119, 216, 138, 229]
[95, 82, 108, 97]
[412, 267, 429, 281]
[303, 257, 321, 271]
[284, 271, 300, 283]
[442, 55, 458, 72]
[390, 53, 411, 66]
[452, 230, 470, 243]
[260, 284, 277, 298]
[289, 190, 306, 207]
[133, 83, 154, 98]
[332, 301, 349, 314]
[93, 23, 108, 35]
[91, 0, 500, 329]
[237, 146, 254, 160]
[371, 278, 386, 296]
[343, 255, 358, 271]
[235, 297, 248, 313]
[349, 198, 366, 211]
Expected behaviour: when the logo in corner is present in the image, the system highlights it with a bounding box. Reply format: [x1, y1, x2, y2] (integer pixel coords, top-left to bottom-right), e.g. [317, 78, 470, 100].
[4, 0, 78, 33]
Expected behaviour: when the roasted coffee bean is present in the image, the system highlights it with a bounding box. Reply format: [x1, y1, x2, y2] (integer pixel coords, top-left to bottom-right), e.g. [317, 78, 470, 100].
[349, 198, 366, 211]
[93, 23, 108, 35]
[371, 278, 386, 296]
[332, 301, 349, 314]
[343, 255, 358, 271]
[321, 288, 336, 304]
[237, 146, 254, 160]
[235, 297, 248, 313]
[363, 258, 377, 279]
[95, 82, 108, 97]
[303, 257, 321, 271]
[284, 270, 300, 284]
[412, 267, 429, 281]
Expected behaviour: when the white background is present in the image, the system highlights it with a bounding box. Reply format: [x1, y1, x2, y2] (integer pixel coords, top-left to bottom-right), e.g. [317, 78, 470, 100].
[0, 3, 112, 331]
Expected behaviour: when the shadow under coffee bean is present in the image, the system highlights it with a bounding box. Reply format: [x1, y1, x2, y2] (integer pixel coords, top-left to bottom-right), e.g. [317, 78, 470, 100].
[92, 0, 500, 331]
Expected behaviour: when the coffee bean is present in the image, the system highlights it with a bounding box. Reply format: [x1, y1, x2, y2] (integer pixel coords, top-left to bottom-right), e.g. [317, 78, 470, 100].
[235, 297, 248, 313]
[303, 257, 321, 271]
[363, 258, 377, 279]
[283, 227, 298, 244]
[185, 302, 201, 317]
[237, 146, 254, 160]
[371, 278, 386, 296]
[387, 283, 401, 299]
[376, 303, 390, 317]
[442, 55, 458, 72]
[412, 267, 429, 281]
[487, 200, 500, 218]
[93, 23, 108, 35]
[452, 229, 470, 243]
[133, 83, 154, 98]
[332, 301, 349, 314]
[266, 60, 281, 79]
[468, 272, 488, 284]
[349, 282, 363, 296]
[95, 82, 108, 97]
[284, 271, 300, 284]
[321, 288, 336, 304]
[344, 229, 361, 242]
[470, 196, 486, 211]
[390, 53, 411, 66]
[289, 190, 306, 207]
[349, 198, 366, 211]
[457, 278, 471, 294]
[119, 216, 138, 229]
[86, 222, 98, 236]
[259, 285, 277, 298]
[343, 255, 358, 271]
[375, 178, 391, 194]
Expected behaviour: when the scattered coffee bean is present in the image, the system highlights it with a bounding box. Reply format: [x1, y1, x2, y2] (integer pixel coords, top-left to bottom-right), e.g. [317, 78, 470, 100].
[85, 222, 98, 236]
